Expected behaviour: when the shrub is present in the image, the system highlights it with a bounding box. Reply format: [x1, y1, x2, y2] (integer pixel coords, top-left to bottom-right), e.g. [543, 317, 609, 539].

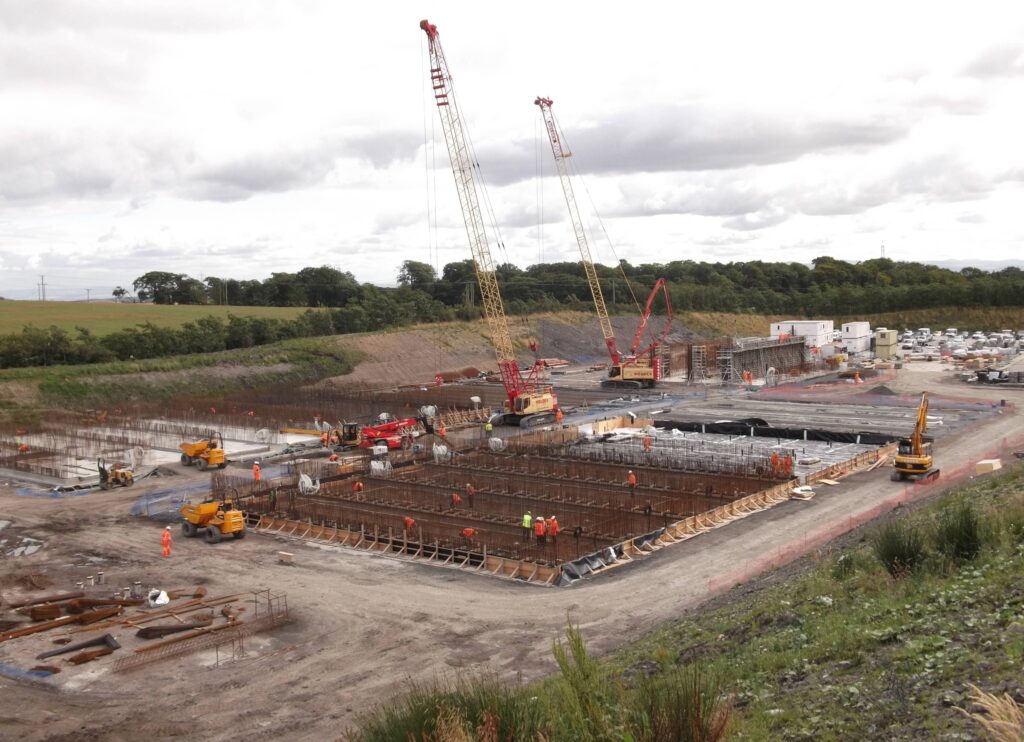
[933, 500, 983, 562]
[629, 664, 732, 742]
[871, 520, 926, 577]
[550, 622, 624, 741]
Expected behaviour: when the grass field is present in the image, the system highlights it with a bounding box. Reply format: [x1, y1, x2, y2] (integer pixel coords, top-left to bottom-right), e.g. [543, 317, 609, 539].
[3, 301, 1023, 340]
[0, 300, 310, 335]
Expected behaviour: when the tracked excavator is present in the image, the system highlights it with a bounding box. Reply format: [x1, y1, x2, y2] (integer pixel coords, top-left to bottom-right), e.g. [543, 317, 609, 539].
[892, 392, 939, 482]
[421, 20, 558, 427]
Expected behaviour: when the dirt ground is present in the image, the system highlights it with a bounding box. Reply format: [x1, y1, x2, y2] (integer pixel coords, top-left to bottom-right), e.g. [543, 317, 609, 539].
[1, 362, 1022, 741]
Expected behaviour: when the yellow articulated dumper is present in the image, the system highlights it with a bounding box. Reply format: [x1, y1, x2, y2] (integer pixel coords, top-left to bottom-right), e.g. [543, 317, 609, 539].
[179, 499, 246, 544]
[179, 432, 227, 471]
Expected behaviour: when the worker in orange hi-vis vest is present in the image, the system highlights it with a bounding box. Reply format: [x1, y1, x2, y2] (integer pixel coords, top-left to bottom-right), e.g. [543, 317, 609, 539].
[555, 408, 564, 425]
[321, 432, 329, 447]
[450, 492, 462, 509]
[403, 516, 416, 534]
[353, 480, 364, 493]
[161, 526, 172, 557]
[627, 470, 637, 493]
[252, 461, 261, 482]
[643, 435, 652, 453]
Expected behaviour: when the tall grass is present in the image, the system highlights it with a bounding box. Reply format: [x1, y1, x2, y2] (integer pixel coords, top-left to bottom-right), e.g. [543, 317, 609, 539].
[933, 500, 983, 562]
[630, 665, 732, 742]
[353, 676, 543, 742]
[353, 624, 731, 742]
[871, 520, 927, 577]
[957, 683, 1024, 742]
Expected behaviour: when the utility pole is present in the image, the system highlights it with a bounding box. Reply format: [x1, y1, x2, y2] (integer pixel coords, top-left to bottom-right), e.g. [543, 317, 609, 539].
[39, 275, 47, 301]
[881, 243, 885, 259]
[86, 288, 91, 303]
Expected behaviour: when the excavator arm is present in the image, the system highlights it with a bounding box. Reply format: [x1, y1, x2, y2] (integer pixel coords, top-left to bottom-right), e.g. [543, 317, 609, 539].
[911, 392, 929, 455]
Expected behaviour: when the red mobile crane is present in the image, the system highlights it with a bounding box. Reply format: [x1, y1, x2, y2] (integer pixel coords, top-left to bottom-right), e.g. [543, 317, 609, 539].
[420, 20, 558, 426]
[535, 97, 673, 388]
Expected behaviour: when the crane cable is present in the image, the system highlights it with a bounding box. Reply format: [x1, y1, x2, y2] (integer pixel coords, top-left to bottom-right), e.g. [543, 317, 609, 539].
[558, 123, 643, 317]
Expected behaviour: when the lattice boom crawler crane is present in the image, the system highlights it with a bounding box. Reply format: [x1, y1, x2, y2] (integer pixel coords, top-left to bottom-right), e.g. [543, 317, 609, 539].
[535, 97, 673, 389]
[420, 19, 557, 426]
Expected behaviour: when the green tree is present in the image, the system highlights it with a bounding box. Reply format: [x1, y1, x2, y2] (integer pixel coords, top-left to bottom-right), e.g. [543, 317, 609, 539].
[133, 271, 185, 304]
[397, 260, 437, 293]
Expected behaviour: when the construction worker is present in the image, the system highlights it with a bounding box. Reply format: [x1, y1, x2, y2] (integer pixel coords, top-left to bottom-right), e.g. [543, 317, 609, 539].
[328, 452, 339, 462]
[247, 410, 255, 417]
[252, 461, 261, 482]
[403, 516, 416, 534]
[353, 480, 364, 493]
[534, 515, 546, 544]
[461, 526, 476, 541]
[450, 492, 462, 509]
[548, 515, 560, 543]
[522, 510, 532, 540]
[484, 421, 493, 438]
[643, 435, 652, 453]
[466, 483, 476, 508]
[555, 408, 564, 425]
[437, 421, 447, 438]
[627, 470, 637, 494]
[160, 526, 172, 557]
[321, 432, 329, 447]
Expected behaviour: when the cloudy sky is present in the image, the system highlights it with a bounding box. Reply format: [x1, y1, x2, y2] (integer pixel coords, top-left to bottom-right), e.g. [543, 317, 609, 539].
[1, 2, 1022, 300]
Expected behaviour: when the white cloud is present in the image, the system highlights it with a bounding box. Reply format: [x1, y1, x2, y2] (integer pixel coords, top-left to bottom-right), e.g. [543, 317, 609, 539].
[0, 1, 1022, 299]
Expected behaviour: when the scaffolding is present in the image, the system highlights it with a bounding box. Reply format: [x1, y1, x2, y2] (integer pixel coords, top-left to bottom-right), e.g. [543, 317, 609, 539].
[690, 346, 708, 383]
[717, 348, 734, 382]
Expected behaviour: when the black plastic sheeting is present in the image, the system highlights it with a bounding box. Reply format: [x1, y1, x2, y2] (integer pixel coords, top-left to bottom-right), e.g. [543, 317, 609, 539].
[654, 420, 898, 446]
[558, 529, 665, 586]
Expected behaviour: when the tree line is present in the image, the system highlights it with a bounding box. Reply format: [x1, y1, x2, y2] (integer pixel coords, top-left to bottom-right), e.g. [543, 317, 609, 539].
[127, 257, 1024, 316]
[2, 257, 1022, 369]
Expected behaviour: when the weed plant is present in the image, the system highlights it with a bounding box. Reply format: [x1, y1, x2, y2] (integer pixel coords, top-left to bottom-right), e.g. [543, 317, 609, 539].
[933, 499, 983, 563]
[871, 520, 927, 577]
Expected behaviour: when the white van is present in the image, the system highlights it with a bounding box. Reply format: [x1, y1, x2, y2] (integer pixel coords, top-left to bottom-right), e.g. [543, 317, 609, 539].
[945, 328, 958, 337]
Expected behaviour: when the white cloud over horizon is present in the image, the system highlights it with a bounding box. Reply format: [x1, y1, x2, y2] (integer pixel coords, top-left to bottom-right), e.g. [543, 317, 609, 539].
[1, 1, 1022, 300]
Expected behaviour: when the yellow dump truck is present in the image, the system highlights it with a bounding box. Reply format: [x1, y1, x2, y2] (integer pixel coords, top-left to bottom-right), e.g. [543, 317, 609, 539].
[179, 432, 227, 471]
[179, 499, 246, 544]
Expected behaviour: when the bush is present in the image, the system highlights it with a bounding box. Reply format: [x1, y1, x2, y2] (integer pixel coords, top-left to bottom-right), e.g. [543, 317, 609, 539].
[933, 500, 983, 562]
[549, 622, 625, 741]
[353, 676, 544, 742]
[630, 664, 732, 742]
[872, 520, 926, 577]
